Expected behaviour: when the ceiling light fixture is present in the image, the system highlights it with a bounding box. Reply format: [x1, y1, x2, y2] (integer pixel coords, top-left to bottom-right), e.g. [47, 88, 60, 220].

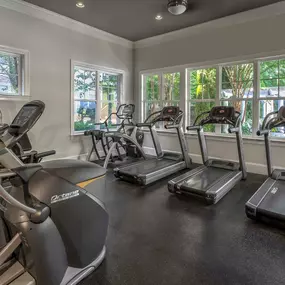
[76, 2, 85, 8]
[155, 14, 163, 20]
[167, 0, 188, 15]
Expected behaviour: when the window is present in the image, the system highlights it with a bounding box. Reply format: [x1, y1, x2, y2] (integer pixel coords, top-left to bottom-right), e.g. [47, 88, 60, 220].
[142, 72, 180, 121]
[188, 68, 216, 132]
[0, 46, 28, 96]
[259, 59, 285, 137]
[141, 56, 285, 138]
[72, 62, 122, 134]
[220, 63, 254, 135]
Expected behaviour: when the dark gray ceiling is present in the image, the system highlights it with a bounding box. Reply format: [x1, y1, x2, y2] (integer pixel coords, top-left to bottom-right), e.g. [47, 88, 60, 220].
[23, 0, 282, 41]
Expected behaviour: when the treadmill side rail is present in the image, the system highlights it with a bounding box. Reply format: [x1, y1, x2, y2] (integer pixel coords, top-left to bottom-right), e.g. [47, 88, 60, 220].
[206, 171, 242, 204]
[245, 178, 277, 218]
[168, 165, 206, 192]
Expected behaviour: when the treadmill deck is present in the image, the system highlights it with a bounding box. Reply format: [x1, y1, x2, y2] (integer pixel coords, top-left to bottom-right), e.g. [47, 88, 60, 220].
[118, 158, 181, 176]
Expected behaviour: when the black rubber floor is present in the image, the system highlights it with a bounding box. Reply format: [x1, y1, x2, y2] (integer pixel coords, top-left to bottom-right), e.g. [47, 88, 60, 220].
[81, 168, 285, 285]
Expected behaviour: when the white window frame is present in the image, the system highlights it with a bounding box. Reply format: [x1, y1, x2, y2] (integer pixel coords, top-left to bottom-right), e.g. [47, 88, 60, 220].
[0, 45, 30, 99]
[71, 60, 124, 135]
[140, 51, 285, 140]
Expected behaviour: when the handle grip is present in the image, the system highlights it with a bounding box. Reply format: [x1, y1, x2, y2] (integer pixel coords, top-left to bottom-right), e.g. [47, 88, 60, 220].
[186, 126, 200, 131]
[257, 129, 269, 136]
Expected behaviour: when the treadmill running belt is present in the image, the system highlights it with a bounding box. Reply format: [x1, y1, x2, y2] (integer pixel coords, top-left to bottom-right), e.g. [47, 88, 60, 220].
[181, 167, 230, 191]
[119, 158, 180, 175]
[258, 180, 285, 219]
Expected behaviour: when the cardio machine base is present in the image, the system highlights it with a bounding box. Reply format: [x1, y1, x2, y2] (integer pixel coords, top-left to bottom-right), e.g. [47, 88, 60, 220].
[168, 165, 243, 205]
[246, 173, 285, 229]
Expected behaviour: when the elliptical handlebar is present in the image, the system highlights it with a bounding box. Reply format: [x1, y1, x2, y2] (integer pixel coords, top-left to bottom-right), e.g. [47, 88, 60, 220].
[0, 183, 37, 214]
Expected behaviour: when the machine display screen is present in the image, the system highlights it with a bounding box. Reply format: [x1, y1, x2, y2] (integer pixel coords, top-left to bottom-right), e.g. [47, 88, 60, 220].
[12, 106, 38, 126]
[209, 106, 235, 119]
[161, 106, 179, 117]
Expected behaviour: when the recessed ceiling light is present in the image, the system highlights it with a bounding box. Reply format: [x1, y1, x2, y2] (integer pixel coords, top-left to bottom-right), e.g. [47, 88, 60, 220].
[76, 2, 85, 8]
[155, 14, 163, 20]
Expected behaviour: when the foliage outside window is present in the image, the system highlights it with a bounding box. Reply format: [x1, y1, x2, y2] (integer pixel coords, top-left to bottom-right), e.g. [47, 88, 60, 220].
[259, 59, 285, 137]
[0, 51, 24, 96]
[143, 73, 180, 121]
[142, 56, 285, 138]
[73, 63, 121, 133]
[189, 68, 216, 132]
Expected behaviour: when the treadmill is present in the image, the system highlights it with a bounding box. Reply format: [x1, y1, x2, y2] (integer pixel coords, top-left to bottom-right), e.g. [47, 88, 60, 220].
[168, 106, 247, 204]
[246, 106, 285, 227]
[113, 106, 192, 185]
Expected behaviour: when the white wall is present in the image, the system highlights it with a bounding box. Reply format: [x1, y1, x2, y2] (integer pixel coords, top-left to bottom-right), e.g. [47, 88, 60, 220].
[134, 3, 285, 174]
[0, 3, 133, 159]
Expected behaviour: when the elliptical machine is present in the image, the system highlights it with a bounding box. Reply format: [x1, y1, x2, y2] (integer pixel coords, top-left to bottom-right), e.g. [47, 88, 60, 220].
[84, 104, 144, 164]
[0, 101, 109, 285]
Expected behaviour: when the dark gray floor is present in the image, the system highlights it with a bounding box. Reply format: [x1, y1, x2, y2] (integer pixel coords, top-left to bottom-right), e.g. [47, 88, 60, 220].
[81, 169, 285, 285]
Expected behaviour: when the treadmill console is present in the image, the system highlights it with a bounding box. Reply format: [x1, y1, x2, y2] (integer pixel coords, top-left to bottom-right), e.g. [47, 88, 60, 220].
[121, 104, 135, 118]
[277, 106, 285, 121]
[160, 106, 180, 121]
[209, 106, 235, 120]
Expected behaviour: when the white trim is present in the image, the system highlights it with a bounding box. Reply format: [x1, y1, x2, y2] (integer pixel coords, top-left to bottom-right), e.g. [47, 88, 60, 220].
[0, 95, 31, 102]
[143, 146, 269, 175]
[0, 0, 133, 49]
[134, 1, 285, 49]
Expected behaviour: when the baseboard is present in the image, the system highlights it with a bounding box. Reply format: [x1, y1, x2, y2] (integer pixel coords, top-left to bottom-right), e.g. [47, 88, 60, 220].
[143, 146, 268, 175]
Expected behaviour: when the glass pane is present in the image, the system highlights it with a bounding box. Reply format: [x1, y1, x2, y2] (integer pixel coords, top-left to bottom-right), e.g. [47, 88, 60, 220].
[74, 101, 96, 132]
[145, 74, 160, 101]
[163, 72, 180, 101]
[0, 53, 20, 95]
[162, 101, 179, 107]
[188, 101, 215, 132]
[220, 100, 253, 135]
[222, 63, 253, 82]
[100, 73, 118, 87]
[101, 87, 118, 101]
[0, 74, 19, 94]
[279, 60, 285, 78]
[74, 67, 96, 100]
[189, 68, 216, 99]
[260, 60, 279, 80]
[279, 79, 285, 97]
[259, 100, 285, 137]
[221, 81, 253, 100]
[101, 101, 119, 127]
[260, 79, 278, 98]
[144, 101, 161, 120]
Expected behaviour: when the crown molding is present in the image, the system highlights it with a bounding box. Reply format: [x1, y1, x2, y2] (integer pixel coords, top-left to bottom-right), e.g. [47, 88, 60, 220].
[134, 1, 285, 49]
[0, 0, 133, 49]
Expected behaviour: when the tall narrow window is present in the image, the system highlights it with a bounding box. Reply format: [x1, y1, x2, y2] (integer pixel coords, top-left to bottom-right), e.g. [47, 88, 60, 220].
[142, 72, 180, 122]
[188, 68, 216, 132]
[72, 63, 122, 134]
[259, 59, 285, 137]
[220, 63, 254, 135]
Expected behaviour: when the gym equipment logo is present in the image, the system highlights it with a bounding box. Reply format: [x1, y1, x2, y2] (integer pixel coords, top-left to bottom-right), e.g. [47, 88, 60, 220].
[51, 190, 80, 204]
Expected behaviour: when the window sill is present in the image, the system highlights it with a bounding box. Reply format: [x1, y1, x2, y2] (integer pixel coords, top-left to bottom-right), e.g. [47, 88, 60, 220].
[144, 129, 285, 146]
[0, 95, 31, 102]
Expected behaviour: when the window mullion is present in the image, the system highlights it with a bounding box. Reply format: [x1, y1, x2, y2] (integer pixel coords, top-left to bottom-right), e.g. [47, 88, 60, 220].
[252, 61, 260, 136]
[179, 68, 186, 131]
[216, 66, 221, 134]
[160, 73, 164, 108]
[96, 71, 101, 123]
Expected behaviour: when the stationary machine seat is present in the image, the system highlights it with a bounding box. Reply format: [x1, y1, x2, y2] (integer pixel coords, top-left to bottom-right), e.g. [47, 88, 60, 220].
[41, 159, 106, 185]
